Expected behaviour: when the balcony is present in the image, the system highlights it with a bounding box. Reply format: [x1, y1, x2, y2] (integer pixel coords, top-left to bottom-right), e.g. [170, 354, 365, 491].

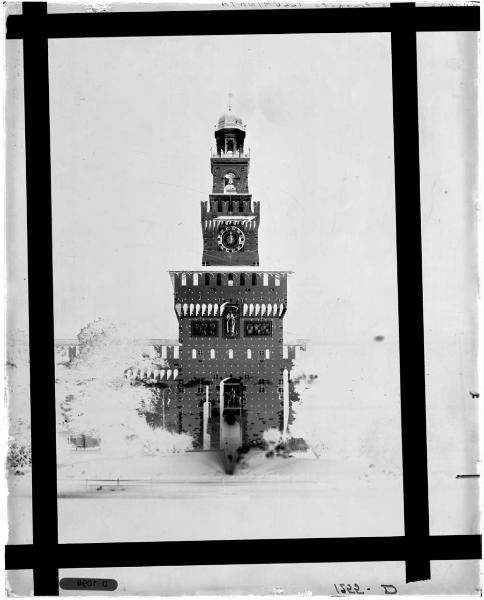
[211, 150, 250, 159]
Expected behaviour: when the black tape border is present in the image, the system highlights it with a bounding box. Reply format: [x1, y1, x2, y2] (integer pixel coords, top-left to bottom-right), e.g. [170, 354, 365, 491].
[5, 2, 481, 596]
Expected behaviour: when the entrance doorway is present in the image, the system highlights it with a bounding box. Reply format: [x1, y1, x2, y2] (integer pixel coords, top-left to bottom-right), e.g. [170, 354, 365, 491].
[220, 378, 243, 454]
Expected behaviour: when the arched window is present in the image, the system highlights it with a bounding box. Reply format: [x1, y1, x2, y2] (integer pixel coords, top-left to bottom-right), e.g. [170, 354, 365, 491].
[247, 349, 252, 359]
[181, 273, 187, 286]
[252, 273, 257, 286]
[263, 273, 269, 286]
[240, 273, 245, 286]
[193, 273, 199, 286]
[228, 349, 234, 359]
[210, 349, 215, 359]
[265, 349, 271, 359]
[191, 349, 196, 359]
[205, 273, 210, 286]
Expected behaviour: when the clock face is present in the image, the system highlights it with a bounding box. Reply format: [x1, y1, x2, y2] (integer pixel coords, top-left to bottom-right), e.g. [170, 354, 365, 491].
[218, 226, 245, 253]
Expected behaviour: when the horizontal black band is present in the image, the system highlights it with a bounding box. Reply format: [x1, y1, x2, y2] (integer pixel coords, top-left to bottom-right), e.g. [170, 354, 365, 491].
[5, 535, 482, 571]
[6, 5, 480, 40]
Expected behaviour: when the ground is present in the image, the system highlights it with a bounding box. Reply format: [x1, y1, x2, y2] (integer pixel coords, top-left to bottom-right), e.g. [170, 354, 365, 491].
[8, 449, 404, 546]
[6, 450, 480, 596]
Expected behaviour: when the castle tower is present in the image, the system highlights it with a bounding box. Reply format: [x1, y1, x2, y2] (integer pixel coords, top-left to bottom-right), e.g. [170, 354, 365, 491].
[201, 109, 259, 266]
[170, 109, 295, 459]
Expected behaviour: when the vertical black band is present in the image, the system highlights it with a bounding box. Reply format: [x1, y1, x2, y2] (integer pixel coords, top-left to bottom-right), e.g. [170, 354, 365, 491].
[22, 1, 59, 595]
[390, 3, 431, 583]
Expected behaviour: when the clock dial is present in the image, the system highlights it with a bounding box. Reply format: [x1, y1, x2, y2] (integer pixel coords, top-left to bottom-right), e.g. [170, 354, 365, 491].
[218, 226, 245, 253]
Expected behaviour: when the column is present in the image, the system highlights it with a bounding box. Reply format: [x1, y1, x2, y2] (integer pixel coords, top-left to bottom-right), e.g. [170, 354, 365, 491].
[283, 368, 289, 434]
[219, 379, 225, 449]
[203, 385, 211, 450]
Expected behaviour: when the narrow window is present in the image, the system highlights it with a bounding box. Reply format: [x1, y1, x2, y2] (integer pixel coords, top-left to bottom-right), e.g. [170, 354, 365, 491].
[174, 346, 179, 359]
[259, 350, 265, 359]
[240, 273, 245, 286]
[252, 273, 257, 286]
[228, 273, 234, 287]
[197, 380, 204, 394]
[217, 274, 222, 286]
[247, 349, 252, 359]
[181, 273, 187, 286]
[228, 200, 233, 213]
[228, 349, 234, 359]
[265, 349, 270, 359]
[275, 274, 281, 287]
[193, 273, 199, 286]
[210, 349, 215, 359]
[278, 379, 284, 394]
[258, 378, 265, 393]
[213, 374, 219, 381]
[205, 273, 210, 286]
[161, 346, 167, 359]
[239, 200, 244, 212]
[177, 379, 184, 393]
[198, 349, 203, 359]
[218, 200, 223, 212]
[192, 349, 196, 359]
[263, 273, 269, 286]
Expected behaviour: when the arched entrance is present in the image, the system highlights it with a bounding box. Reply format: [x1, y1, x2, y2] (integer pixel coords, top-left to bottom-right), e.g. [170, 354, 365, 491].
[219, 377, 243, 461]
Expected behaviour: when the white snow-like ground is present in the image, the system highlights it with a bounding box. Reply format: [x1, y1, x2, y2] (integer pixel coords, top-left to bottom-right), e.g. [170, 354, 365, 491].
[8, 447, 478, 549]
[6, 450, 480, 596]
[10, 450, 405, 546]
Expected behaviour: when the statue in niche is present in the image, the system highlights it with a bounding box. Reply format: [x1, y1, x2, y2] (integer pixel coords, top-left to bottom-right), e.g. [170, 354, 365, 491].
[226, 311, 236, 336]
[225, 388, 240, 408]
[224, 172, 237, 194]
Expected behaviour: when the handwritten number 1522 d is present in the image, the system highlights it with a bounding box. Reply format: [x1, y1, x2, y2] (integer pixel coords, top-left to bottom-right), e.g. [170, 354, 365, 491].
[334, 584, 364, 594]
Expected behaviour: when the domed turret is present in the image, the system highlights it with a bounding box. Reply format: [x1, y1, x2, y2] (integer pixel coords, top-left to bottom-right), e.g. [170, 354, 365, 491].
[214, 107, 246, 157]
[216, 111, 245, 132]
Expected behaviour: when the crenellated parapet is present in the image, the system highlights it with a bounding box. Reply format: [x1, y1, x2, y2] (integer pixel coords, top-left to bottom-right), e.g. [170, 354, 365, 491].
[201, 195, 260, 266]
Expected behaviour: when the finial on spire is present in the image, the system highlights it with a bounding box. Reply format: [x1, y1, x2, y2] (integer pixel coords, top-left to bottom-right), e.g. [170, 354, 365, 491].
[228, 92, 233, 112]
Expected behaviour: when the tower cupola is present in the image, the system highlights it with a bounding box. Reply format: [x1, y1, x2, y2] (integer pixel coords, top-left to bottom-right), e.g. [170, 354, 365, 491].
[203, 107, 258, 266]
[215, 108, 246, 157]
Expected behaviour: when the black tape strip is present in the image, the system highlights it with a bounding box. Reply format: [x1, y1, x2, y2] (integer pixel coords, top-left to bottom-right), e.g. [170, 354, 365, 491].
[6, 4, 480, 40]
[5, 536, 482, 571]
[391, 2, 430, 584]
[22, 2, 59, 595]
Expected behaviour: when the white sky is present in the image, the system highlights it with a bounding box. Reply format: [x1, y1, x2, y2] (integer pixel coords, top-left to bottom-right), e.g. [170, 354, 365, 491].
[9, 32, 398, 342]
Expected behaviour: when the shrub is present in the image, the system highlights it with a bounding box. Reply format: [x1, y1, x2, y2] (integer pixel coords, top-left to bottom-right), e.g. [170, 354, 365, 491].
[7, 439, 31, 474]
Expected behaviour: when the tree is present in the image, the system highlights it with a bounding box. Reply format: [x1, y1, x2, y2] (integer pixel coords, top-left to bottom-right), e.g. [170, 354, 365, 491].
[55, 318, 191, 459]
